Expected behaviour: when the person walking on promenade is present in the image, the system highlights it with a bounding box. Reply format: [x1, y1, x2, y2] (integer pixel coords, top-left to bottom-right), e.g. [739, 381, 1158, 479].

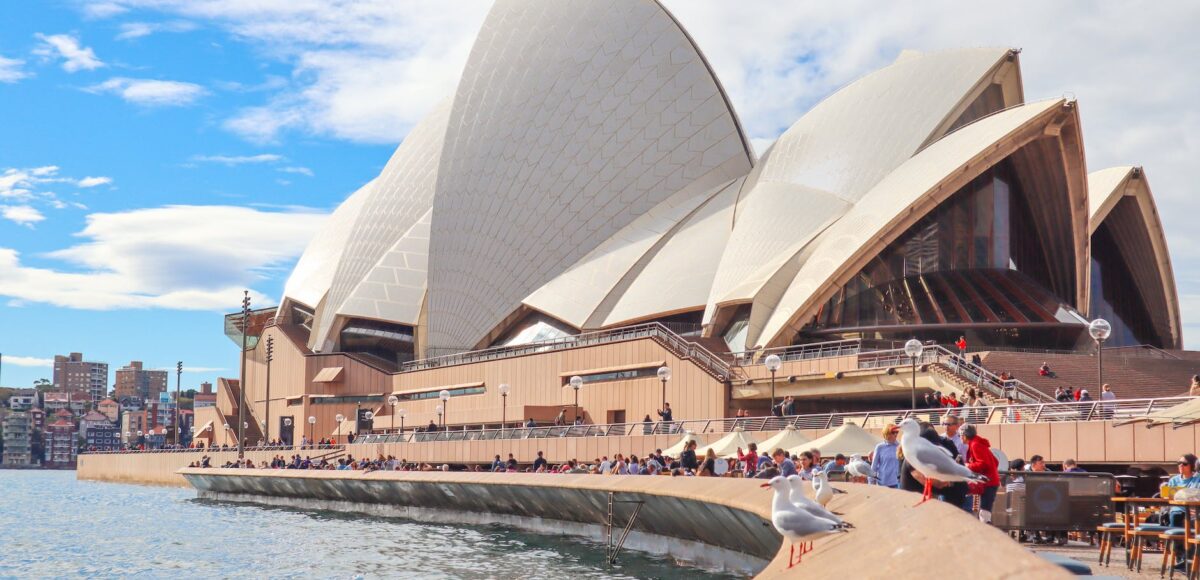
[679, 440, 699, 474]
[870, 424, 900, 488]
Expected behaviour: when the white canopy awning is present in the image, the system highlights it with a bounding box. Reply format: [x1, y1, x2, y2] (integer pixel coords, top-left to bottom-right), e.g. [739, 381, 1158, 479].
[790, 423, 883, 457]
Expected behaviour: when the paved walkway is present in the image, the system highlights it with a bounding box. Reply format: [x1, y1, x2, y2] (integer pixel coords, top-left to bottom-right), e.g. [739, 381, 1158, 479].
[1029, 541, 1175, 579]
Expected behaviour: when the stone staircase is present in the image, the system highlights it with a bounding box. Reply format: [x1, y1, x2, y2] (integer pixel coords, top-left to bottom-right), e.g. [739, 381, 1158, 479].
[928, 362, 1005, 405]
[979, 351, 1200, 400]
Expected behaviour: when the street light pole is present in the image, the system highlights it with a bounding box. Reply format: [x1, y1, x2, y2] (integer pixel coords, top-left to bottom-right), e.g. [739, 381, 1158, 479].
[175, 361, 182, 447]
[764, 355, 782, 417]
[398, 408, 407, 435]
[388, 395, 399, 433]
[904, 339, 924, 411]
[237, 290, 250, 459]
[568, 376, 583, 424]
[656, 366, 671, 413]
[439, 390, 450, 429]
[306, 415, 315, 447]
[498, 383, 510, 428]
[1089, 319, 1112, 391]
[265, 336, 273, 444]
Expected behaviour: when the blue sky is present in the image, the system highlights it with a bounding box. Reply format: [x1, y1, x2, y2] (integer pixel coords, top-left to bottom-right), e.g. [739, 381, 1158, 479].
[1, 1, 1197, 390]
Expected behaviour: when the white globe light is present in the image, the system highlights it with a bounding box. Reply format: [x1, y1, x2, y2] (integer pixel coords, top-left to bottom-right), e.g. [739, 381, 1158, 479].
[223, 424, 230, 430]
[656, 366, 672, 381]
[1089, 318, 1112, 341]
[569, 376, 583, 390]
[307, 416, 316, 424]
[435, 405, 444, 414]
[398, 408, 407, 418]
[498, 383, 511, 396]
[439, 389, 450, 401]
[364, 411, 374, 420]
[388, 395, 398, 406]
[335, 413, 345, 423]
[764, 354, 782, 372]
[904, 339, 924, 359]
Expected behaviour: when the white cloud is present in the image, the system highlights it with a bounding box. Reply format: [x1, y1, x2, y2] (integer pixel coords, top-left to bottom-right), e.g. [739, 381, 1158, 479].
[181, 366, 226, 373]
[115, 20, 196, 40]
[2, 355, 53, 367]
[278, 166, 313, 177]
[0, 55, 30, 83]
[82, 2, 129, 19]
[1, 205, 46, 227]
[86, 77, 206, 106]
[0, 204, 327, 310]
[77, 176, 113, 188]
[91, 0, 491, 143]
[34, 33, 104, 72]
[191, 153, 283, 165]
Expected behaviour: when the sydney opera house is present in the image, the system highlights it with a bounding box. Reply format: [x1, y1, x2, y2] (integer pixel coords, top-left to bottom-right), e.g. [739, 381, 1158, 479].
[197, 0, 1180, 447]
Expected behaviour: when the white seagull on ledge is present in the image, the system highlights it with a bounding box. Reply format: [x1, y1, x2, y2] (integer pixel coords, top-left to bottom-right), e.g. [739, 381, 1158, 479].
[897, 418, 988, 505]
[763, 476, 847, 568]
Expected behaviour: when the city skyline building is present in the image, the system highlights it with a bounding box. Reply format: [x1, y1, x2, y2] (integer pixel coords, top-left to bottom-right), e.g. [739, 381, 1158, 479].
[114, 361, 168, 404]
[52, 353, 110, 404]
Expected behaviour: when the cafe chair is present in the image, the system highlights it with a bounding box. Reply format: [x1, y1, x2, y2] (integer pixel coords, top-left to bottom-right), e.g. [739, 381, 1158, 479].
[1158, 528, 1187, 578]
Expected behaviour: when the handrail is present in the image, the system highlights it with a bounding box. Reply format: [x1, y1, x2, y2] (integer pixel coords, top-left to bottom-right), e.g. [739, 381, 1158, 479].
[344, 396, 1195, 446]
[731, 338, 863, 366]
[81, 444, 346, 455]
[83, 396, 1197, 454]
[399, 322, 733, 381]
[924, 345, 1055, 403]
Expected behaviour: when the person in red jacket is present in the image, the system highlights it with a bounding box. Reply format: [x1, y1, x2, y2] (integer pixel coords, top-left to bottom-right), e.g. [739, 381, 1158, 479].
[963, 424, 1000, 524]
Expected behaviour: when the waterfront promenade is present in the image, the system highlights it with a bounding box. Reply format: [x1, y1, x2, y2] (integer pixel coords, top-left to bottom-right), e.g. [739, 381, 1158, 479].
[179, 468, 1066, 578]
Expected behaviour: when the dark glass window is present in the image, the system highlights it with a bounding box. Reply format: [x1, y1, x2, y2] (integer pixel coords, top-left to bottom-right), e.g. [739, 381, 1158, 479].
[566, 366, 659, 385]
[396, 386, 485, 401]
[339, 319, 415, 370]
[310, 395, 383, 405]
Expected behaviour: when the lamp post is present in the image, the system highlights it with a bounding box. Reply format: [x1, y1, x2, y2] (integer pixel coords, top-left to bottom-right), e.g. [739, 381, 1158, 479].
[1089, 318, 1112, 390]
[656, 366, 671, 412]
[435, 404, 444, 429]
[388, 395, 399, 433]
[569, 376, 583, 424]
[904, 339, 924, 410]
[397, 408, 407, 435]
[265, 335, 273, 443]
[306, 415, 315, 446]
[764, 354, 782, 416]
[498, 383, 510, 428]
[124, 431, 130, 449]
[174, 361, 183, 447]
[439, 389, 450, 429]
[222, 423, 230, 447]
[363, 411, 374, 438]
[335, 413, 345, 443]
[237, 290, 250, 459]
[355, 401, 362, 440]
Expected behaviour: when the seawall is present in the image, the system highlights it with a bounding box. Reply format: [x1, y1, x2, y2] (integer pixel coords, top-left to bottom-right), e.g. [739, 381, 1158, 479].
[179, 469, 1068, 579]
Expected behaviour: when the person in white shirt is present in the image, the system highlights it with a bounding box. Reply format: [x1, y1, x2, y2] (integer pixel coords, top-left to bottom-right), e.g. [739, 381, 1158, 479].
[1100, 383, 1117, 419]
[941, 414, 967, 460]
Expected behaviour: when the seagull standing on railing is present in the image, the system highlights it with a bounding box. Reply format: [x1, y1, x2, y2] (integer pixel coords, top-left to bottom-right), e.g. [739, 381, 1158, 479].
[763, 476, 847, 568]
[897, 418, 988, 506]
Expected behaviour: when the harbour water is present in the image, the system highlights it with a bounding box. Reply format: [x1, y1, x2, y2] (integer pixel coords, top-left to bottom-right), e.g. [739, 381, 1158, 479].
[0, 471, 736, 579]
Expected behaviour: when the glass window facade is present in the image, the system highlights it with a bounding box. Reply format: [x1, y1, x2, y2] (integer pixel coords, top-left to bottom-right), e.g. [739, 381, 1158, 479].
[338, 319, 416, 371]
[395, 386, 485, 401]
[1090, 220, 1163, 347]
[800, 159, 1087, 348]
[310, 395, 383, 405]
[567, 366, 659, 385]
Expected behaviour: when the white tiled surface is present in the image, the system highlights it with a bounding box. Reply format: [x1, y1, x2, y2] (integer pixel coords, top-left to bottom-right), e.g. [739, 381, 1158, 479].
[426, 0, 752, 351]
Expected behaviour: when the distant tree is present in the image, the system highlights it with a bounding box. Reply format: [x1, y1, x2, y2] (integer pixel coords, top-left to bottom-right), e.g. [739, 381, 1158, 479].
[33, 378, 52, 393]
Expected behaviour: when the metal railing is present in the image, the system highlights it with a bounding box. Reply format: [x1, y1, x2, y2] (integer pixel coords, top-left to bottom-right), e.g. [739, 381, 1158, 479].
[82, 443, 345, 455]
[925, 345, 1055, 403]
[398, 322, 732, 381]
[85, 396, 1195, 454]
[732, 339, 863, 366]
[347, 396, 1196, 446]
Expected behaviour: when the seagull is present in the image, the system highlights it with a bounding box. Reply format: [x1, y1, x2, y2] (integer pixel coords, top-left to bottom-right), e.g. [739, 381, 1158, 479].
[786, 475, 852, 557]
[812, 470, 838, 508]
[897, 418, 988, 506]
[763, 476, 847, 568]
[846, 454, 875, 480]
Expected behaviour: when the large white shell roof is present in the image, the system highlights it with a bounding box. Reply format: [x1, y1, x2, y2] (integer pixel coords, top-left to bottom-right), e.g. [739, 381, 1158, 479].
[278, 1, 1175, 358]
